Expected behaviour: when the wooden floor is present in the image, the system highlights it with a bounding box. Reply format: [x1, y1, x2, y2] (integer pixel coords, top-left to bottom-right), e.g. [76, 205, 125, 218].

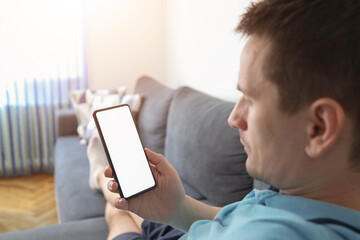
[0, 173, 58, 234]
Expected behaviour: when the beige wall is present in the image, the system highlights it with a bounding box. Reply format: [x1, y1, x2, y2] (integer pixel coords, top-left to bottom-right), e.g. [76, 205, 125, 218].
[85, 0, 167, 92]
[85, 0, 251, 101]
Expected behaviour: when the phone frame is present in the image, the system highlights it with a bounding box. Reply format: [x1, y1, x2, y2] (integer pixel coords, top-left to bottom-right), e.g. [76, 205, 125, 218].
[92, 104, 156, 200]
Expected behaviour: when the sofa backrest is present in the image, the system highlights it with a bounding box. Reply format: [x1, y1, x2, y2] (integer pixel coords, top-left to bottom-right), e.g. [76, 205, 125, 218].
[134, 76, 174, 154]
[164, 87, 253, 206]
[134, 76, 254, 206]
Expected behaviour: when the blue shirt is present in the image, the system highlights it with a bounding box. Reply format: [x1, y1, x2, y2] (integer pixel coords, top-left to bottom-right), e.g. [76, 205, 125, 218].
[181, 190, 360, 239]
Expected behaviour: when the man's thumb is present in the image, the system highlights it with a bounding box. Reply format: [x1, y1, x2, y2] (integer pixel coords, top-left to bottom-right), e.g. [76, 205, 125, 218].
[145, 148, 169, 173]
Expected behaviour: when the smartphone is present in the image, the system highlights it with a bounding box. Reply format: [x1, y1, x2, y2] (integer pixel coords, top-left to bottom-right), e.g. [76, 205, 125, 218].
[93, 104, 156, 199]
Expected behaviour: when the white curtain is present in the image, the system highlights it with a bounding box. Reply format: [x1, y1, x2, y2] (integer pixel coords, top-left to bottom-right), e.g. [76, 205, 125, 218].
[0, 0, 87, 176]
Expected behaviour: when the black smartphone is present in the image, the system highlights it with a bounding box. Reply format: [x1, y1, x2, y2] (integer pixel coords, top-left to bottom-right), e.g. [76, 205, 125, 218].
[93, 104, 156, 199]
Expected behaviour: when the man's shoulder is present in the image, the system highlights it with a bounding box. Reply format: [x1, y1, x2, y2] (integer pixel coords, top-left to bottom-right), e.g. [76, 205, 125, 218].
[184, 190, 360, 239]
[222, 189, 360, 239]
[186, 208, 340, 240]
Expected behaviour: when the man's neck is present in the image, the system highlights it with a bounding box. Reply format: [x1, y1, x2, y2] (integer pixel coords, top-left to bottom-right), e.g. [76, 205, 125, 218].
[280, 174, 360, 212]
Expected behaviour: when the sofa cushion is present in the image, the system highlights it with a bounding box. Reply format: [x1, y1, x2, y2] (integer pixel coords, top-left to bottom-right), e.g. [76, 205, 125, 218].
[164, 87, 253, 206]
[134, 76, 174, 154]
[0, 217, 108, 240]
[54, 136, 106, 223]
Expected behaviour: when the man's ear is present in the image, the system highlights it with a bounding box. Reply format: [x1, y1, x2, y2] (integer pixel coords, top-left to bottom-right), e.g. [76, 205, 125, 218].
[305, 98, 345, 158]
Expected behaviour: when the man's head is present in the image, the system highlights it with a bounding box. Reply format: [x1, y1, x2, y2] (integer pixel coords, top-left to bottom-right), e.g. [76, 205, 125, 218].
[228, 0, 360, 191]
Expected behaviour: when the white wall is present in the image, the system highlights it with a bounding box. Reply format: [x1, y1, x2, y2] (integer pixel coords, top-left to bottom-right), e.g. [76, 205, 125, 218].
[85, 0, 167, 92]
[85, 0, 251, 101]
[166, 0, 250, 102]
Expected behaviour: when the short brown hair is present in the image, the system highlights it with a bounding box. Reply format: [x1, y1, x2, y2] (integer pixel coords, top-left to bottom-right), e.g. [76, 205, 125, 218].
[236, 0, 360, 167]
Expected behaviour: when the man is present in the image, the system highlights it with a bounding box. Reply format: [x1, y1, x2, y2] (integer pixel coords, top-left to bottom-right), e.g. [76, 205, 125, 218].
[104, 0, 360, 239]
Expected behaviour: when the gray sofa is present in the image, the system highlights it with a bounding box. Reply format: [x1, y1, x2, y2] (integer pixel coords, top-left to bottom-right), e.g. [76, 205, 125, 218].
[0, 76, 267, 239]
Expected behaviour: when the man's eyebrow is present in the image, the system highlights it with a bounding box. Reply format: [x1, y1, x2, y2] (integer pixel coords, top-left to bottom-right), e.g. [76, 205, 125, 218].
[236, 84, 241, 91]
[237, 84, 253, 97]
[236, 84, 245, 93]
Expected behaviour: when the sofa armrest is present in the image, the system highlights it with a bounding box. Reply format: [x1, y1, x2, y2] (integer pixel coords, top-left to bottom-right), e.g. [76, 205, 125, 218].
[56, 109, 78, 137]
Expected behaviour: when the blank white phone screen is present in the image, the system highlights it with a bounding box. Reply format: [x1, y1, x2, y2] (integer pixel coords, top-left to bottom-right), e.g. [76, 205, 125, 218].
[95, 106, 155, 198]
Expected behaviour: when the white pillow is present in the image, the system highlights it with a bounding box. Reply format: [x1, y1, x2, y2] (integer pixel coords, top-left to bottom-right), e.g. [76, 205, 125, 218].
[69, 87, 127, 144]
[84, 93, 142, 144]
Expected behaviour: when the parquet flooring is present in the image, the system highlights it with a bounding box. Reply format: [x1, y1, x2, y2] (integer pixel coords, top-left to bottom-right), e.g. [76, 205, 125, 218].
[0, 173, 58, 234]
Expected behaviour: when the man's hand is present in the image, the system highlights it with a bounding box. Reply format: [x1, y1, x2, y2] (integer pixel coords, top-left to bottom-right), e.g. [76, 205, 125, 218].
[105, 148, 186, 225]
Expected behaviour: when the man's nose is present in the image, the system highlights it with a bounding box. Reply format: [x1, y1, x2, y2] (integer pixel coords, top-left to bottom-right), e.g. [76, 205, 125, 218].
[228, 112, 238, 128]
[228, 106, 247, 131]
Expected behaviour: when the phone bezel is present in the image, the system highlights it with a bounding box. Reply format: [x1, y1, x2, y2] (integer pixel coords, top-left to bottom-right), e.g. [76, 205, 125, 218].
[93, 104, 156, 200]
